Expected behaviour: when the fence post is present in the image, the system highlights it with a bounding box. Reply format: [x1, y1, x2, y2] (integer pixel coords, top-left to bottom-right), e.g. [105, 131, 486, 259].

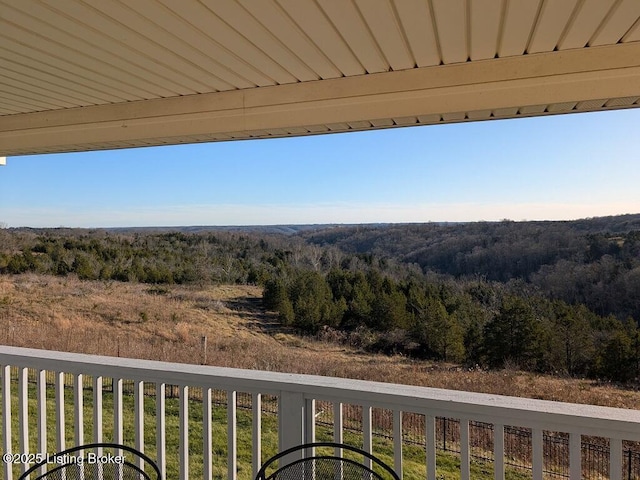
[443, 418, 447, 452]
[201, 335, 208, 365]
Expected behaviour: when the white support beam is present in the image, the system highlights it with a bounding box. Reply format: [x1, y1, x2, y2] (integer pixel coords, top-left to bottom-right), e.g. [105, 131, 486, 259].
[1, 43, 639, 156]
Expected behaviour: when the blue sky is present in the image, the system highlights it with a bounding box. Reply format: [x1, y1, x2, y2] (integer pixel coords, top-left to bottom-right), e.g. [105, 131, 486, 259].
[1, 108, 639, 228]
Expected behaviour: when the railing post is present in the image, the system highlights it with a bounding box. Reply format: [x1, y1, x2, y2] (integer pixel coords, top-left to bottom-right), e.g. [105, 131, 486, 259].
[532, 428, 543, 480]
[494, 424, 505, 480]
[426, 415, 436, 480]
[569, 433, 581, 480]
[393, 410, 403, 479]
[363, 405, 373, 470]
[460, 418, 470, 480]
[278, 391, 306, 458]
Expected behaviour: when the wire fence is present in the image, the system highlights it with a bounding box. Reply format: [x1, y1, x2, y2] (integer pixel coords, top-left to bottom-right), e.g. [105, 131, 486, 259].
[15, 369, 640, 479]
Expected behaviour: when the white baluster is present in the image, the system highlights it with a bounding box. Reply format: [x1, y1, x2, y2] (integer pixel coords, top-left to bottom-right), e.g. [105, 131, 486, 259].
[227, 390, 237, 480]
[252, 393, 262, 479]
[204, 388, 212, 480]
[18, 368, 28, 475]
[55, 371, 65, 452]
[156, 383, 166, 479]
[74, 374, 83, 446]
[37, 369, 47, 477]
[179, 385, 189, 480]
[134, 380, 144, 470]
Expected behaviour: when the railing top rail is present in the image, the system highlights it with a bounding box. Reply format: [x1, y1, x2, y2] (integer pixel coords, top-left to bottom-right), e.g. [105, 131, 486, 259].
[2, 345, 640, 440]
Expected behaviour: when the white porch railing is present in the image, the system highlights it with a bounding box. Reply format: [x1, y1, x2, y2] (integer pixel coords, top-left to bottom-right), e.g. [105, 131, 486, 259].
[1, 345, 640, 480]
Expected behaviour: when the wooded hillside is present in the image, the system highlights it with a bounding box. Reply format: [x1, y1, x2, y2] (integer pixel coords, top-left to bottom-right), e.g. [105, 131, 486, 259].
[1, 214, 639, 382]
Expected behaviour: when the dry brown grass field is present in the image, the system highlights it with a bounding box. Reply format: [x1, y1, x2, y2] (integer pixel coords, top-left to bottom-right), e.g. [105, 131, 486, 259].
[1, 273, 639, 410]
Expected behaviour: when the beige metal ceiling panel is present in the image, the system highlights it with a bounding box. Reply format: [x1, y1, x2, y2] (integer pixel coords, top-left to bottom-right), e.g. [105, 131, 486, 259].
[370, 118, 395, 127]
[0, 98, 35, 114]
[326, 123, 350, 131]
[393, 116, 418, 125]
[356, 0, 414, 70]
[417, 114, 442, 124]
[4, 1, 210, 96]
[201, 0, 317, 81]
[277, 0, 364, 76]
[60, 0, 232, 92]
[431, 0, 467, 64]
[0, 83, 73, 111]
[0, 90, 43, 110]
[623, 18, 640, 42]
[499, 0, 543, 57]
[117, 0, 273, 88]
[604, 96, 640, 106]
[0, 48, 134, 103]
[0, 66, 111, 106]
[0, 106, 19, 115]
[0, 77, 79, 109]
[1, 1, 640, 155]
[441, 112, 466, 122]
[304, 125, 330, 133]
[546, 102, 577, 112]
[469, 0, 502, 61]
[0, 22, 177, 102]
[519, 105, 548, 115]
[347, 121, 373, 129]
[317, 0, 388, 73]
[559, 0, 616, 49]
[239, 0, 341, 79]
[284, 127, 310, 135]
[493, 107, 519, 117]
[159, 1, 295, 86]
[0, 35, 157, 103]
[575, 99, 607, 110]
[393, 0, 440, 67]
[528, 0, 580, 54]
[466, 110, 492, 120]
[590, 0, 640, 46]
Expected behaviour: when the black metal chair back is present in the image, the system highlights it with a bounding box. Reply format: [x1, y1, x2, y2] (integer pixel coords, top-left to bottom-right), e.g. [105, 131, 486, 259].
[255, 442, 400, 480]
[17, 443, 161, 480]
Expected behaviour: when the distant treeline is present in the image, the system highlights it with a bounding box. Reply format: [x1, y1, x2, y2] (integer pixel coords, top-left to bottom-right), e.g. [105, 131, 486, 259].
[1, 214, 639, 382]
[300, 215, 640, 322]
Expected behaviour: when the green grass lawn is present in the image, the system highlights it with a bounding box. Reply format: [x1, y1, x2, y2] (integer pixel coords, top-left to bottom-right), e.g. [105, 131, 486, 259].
[1, 380, 531, 479]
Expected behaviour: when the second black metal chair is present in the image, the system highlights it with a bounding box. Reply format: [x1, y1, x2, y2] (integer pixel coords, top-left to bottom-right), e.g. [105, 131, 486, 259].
[255, 442, 400, 480]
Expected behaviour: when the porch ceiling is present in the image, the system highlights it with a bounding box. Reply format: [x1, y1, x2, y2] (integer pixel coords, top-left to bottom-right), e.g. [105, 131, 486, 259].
[1, 0, 640, 156]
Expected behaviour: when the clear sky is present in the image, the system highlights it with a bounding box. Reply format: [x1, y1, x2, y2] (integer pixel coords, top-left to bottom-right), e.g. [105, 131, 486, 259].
[1, 108, 639, 228]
